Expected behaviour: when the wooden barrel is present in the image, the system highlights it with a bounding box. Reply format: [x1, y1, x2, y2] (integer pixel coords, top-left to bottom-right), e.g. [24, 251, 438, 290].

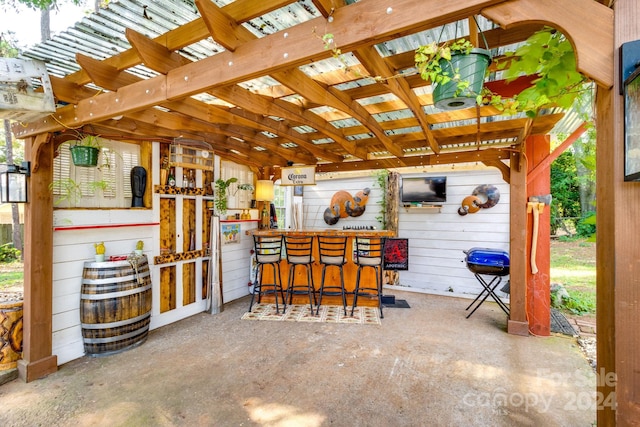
[0, 301, 23, 370]
[80, 256, 152, 356]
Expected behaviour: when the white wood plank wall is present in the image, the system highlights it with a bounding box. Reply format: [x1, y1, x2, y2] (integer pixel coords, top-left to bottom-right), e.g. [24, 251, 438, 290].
[52, 209, 155, 364]
[306, 169, 509, 298]
[397, 169, 510, 296]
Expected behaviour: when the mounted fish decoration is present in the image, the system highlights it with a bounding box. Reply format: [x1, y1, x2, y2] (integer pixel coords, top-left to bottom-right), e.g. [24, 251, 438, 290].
[324, 188, 370, 225]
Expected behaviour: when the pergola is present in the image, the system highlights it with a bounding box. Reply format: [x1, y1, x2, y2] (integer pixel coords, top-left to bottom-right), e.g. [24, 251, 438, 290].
[9, 0, 638, 424]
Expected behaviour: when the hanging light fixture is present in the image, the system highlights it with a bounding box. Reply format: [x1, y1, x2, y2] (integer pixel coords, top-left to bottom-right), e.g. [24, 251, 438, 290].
[0, 162, 30, 203]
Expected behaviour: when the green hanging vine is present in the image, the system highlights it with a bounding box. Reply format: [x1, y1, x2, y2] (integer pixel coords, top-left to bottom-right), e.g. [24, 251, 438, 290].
[373, 169, 389, 229]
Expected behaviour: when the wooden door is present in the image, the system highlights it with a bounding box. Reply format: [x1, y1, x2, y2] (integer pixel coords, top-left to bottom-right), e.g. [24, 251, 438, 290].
[151, 144, 214, 329]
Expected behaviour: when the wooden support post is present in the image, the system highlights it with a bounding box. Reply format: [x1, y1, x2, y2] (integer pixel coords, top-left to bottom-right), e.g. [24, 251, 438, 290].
[595, 79, 616, 427]
[508, 150, 529, 335]
[18, 134, 57, 382]
[597, 1, 639, 422]
[526, 134, 551, 336]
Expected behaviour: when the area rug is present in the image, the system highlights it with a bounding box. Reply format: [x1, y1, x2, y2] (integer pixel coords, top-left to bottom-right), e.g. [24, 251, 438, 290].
[241, 303, 381, 325]
[550, 308, 578, 336]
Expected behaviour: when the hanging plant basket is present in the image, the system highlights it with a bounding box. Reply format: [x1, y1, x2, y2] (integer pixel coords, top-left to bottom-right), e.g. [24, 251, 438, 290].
[433, 48, 492, 111]
[70, 145, 99, 167]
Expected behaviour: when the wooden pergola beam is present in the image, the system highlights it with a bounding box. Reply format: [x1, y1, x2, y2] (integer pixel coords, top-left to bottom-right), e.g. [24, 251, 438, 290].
[354, 46, 440, 154]
[315, 147, 511, 173]
[17, 0, 509, 138]
[482, 0, 614, 88]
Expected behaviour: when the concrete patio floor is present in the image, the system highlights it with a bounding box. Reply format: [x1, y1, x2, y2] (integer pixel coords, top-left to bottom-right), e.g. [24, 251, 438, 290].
[0, 290, 596, 426]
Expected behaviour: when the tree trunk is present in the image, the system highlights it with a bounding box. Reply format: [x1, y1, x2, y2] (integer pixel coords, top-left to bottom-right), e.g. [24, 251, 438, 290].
[3, 119, 23, 258]
[40, 7, 51, 41]
[573, 132, 597, 214]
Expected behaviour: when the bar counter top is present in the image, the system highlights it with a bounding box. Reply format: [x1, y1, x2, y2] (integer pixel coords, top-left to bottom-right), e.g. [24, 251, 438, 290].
[251, 228, 394, 237]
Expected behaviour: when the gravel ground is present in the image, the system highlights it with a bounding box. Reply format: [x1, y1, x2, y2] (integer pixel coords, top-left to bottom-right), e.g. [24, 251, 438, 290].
[578, 337, 597, 370]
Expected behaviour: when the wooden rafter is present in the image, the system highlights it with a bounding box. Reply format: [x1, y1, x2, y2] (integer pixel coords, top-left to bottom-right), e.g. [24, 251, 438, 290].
[125, 26, 343, 164]
[13, 0, 613, 175]
[354, 46, 440, 154]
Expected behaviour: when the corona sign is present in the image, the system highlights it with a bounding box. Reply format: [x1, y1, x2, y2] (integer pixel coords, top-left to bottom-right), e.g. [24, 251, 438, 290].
[280, 165, 316, 186]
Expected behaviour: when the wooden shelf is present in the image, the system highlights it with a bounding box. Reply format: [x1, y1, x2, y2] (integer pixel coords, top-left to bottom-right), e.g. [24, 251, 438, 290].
[403, 205, 442, 213]
[154, 185, 209, 196]
[154, 249, 207, 265]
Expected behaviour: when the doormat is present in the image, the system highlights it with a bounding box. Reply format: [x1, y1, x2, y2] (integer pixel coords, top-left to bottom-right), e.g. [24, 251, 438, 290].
[241, 303, 381, 325]
[382, 299, 410, 308]
[550, 308, 578, 336]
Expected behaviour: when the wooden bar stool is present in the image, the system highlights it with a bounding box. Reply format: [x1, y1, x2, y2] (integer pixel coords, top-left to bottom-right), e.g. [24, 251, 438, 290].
[316, 235, 348, 315]
[283, 235, 317, 313]
[351, 236, 386, 319]
[250, 234, 285, 314]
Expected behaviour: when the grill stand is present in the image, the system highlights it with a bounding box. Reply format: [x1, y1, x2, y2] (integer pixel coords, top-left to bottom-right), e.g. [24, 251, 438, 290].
[465, 273, 510, 318]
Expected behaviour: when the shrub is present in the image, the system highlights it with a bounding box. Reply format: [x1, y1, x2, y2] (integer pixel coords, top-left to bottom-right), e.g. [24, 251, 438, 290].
[563, 290, 596, 315]
[0, 243, 21, 263]
[576, 211, 596, 239]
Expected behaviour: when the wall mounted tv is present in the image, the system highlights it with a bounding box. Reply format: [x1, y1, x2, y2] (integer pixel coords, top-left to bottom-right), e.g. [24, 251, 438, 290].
[401, 176, 447, 204]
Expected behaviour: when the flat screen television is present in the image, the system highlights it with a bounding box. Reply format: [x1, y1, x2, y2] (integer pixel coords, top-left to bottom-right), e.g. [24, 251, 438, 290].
[401, 176, 447, 204]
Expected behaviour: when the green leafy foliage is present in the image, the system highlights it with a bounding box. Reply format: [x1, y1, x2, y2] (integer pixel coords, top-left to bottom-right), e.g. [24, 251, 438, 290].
[495, 27, 589, 116]
[550, 151, 581, 234]
[49, 177, 82, 205]
[562, 290, 596, 315]
[0, 243, 21, 262]
[576, 211, 596, 240]
[415, 38, 474, 87]
[372, 169, 389, 229]
[214, 177, 238, 215]
[551, 287, 595, 315]
[415, 27, 589, 116]
[0, 32, 19, 57]
[0, 0, 83, 11]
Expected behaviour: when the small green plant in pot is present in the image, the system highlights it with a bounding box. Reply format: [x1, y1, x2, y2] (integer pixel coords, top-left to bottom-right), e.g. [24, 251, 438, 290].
[415, 38, 492, 110]
[70, 133, 103, 167]
[135, 240, 144, 256]
[214, 177, 238, 216]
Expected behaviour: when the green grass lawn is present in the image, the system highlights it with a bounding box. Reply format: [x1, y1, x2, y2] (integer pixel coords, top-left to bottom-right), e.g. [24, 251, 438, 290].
[550, 238, 596, 315]
[0, 261, 24, 290]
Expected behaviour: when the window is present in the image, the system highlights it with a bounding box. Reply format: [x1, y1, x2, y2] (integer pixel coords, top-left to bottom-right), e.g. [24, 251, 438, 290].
[273, 184, 287, 229]
[52, 140, 140, 208]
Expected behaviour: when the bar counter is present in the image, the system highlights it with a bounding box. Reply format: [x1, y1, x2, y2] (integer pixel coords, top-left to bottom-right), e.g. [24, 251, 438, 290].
[251, 229, 394, 307]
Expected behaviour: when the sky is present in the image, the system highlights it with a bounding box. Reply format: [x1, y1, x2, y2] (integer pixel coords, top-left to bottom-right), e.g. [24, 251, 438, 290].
[2, 2, 89, 49]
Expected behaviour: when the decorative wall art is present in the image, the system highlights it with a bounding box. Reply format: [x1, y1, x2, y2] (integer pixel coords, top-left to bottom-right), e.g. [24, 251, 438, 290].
[458, 184, 500, 216]
[323, 188, 370, 225]
[383, 238, 409, 270]
[221, 223, 240, 244]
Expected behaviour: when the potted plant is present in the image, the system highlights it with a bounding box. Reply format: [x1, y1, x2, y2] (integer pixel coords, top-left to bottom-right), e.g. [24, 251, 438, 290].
[415, 38, 491, 110]
[214, 178, 253, 215]
[213, 177, 237, 215]
[69, 133, 103, 167]
[49, 178, 82, 206]
[414, 28, 589, 116]
[49, 178, 111, 207]
[94, 242, 106, 262]
[135, 240, 144, 256]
